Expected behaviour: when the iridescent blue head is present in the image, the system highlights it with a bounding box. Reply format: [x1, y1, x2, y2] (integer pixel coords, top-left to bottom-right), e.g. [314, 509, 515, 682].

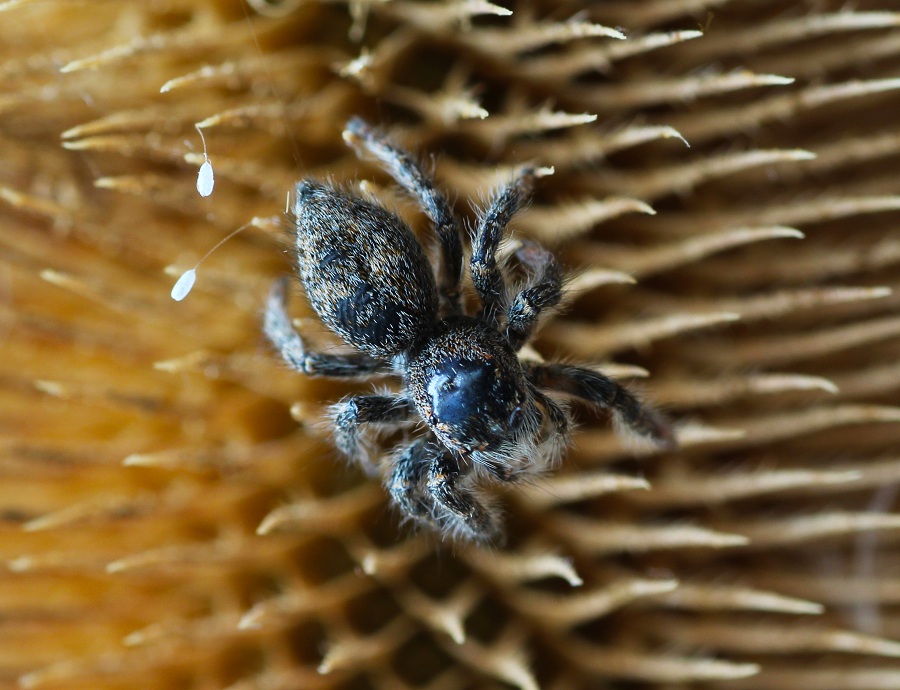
[426, 357, 527, 445]
[408, 317, 550, 475]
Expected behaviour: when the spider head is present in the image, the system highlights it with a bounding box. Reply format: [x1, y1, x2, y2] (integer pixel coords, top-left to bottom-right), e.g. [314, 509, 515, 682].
[408, 318, 550, 475]
[426, 357, 530, 447]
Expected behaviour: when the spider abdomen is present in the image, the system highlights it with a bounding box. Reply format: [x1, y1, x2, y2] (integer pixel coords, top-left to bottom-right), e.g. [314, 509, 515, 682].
[291, 180, 439, 358]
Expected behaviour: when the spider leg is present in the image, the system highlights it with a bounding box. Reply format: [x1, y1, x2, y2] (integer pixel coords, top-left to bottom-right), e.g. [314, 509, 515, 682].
[470, 167, 538, 323]
[387, 438, 438, 523]
[344, 118, 463, 313]
[506, 241, 563, 351]
[525, 363, 676, 450]
[331, 393, 414, 474]
[532, 387, 570, 448]
[264, 278, 390, 377]
[426, 453, 500, 542]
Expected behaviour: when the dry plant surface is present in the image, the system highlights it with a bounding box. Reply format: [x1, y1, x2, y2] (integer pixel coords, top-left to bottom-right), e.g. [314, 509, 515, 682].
[2, 1, 900, 689]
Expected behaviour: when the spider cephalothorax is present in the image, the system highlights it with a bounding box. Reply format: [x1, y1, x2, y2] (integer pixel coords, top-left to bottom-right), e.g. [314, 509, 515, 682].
[265, 117, 676, 542]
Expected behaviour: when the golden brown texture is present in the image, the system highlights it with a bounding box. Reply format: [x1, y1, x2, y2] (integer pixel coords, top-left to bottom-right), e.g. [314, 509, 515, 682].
[2, 1, 900, 689]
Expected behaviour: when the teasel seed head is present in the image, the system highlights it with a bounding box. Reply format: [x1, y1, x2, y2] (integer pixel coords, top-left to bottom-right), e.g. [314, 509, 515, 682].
[2, 2, 900, 689]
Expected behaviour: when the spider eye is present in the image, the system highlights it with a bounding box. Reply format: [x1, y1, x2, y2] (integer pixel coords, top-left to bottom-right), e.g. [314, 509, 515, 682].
[427, 367, 484, 419]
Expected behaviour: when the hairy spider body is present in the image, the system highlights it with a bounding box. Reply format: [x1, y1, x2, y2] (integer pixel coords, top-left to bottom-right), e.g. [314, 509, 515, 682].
[292, 180, 437, 358]
[265, 117, 676, 542]
[406, 316, 550, 480]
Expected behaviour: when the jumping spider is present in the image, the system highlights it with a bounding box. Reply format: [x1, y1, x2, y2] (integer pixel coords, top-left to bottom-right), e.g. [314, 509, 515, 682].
[265, 117, 675, 542]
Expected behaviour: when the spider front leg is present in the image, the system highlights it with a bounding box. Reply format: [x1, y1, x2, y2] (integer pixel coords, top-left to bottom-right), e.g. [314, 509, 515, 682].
[506, 241, 563, 351]
[471, 167, 538, 323]
[526, 363, 676, 450]
[330, 394, 414, 474]
[344, 118, 463, 313]
[426, 452, 500, 542]
[387, 438, 439, 523]
[264, 278, 390, 378]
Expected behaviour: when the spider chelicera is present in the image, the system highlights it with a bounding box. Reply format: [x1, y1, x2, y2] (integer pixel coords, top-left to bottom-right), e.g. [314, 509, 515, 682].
[264, 117, 675, 542]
